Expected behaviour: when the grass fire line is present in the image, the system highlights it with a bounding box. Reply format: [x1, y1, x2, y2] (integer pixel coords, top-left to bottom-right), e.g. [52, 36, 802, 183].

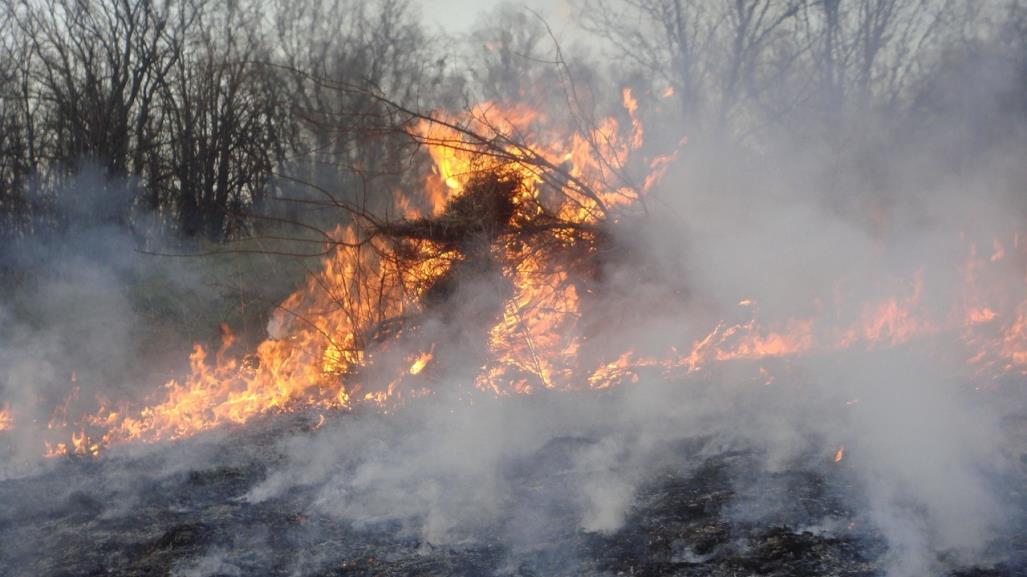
[5, 90, 1026, 460]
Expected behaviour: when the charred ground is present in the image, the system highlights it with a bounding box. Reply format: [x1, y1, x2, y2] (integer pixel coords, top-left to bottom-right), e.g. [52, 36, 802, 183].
[2, 395, 1024, 577]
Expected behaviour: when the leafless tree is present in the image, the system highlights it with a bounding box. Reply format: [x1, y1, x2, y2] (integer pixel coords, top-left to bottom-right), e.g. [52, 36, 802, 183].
[0, 0, 1019, 248]
[0, 10, 35, 239]
[161, 1, 292, 240]
[798, 0, 952, 121]
[271, 0, 451, 223]
[577, 0, 967, 144]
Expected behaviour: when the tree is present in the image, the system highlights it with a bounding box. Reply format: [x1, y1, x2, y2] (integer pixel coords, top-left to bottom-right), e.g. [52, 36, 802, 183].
[161, 1, 291, 240]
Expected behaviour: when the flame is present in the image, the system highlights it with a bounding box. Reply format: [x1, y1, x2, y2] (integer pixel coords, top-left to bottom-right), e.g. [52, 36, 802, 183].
[44, 430, 100, 458]
[834, 446, 845, 463]
[990, 238, 1005, 262]
[409, 352, 433, 375]
[19, 92, 1027, 459]
[0, 404, 12, 432]
[967, 307, 998, 325]
[622, 88, 643, 150]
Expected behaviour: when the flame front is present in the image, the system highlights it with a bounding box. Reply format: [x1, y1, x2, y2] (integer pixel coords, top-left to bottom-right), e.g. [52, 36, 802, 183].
[5, 94, 1027, 457]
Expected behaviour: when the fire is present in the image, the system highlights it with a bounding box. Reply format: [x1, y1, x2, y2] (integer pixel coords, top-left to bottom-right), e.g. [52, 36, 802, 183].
[44, 430, 100, 458]
[5, 91, 1027, 459]
[409, 352, 433, 375]
[837, 271, 927, 348]
[834, 446, 845, 463]
[999, 306, 1027, 374]
[622, 88, 643, 150]
[990, 238, 1005, 262]
[967, 307, 997, 325]
[0, 404, 12, 432]
[17, 95, 642, 451]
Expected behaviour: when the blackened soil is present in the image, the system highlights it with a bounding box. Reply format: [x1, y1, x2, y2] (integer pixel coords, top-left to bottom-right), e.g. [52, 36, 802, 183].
[1, 413, 1023, 577]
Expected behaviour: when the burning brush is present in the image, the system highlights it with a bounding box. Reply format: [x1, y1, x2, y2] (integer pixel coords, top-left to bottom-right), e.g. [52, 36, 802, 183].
[23, 90, 661, 454]
[7, 87, 1027, 464]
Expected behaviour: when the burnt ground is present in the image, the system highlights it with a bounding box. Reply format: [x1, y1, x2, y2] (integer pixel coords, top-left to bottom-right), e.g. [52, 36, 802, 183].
[0, 408, 1024, 577]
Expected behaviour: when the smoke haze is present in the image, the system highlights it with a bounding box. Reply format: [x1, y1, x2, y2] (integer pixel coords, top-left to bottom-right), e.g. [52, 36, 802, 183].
[1, 1, 1025, 576]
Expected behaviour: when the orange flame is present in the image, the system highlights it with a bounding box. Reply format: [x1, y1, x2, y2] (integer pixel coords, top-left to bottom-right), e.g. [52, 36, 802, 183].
[0, 404, 12, 432]
[19, 93, 1027, 459]
[409, 352, 433, 375]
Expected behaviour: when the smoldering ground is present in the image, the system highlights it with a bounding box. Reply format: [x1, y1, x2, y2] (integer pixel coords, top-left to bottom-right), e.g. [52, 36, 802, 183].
[0, 363, 1021, 576]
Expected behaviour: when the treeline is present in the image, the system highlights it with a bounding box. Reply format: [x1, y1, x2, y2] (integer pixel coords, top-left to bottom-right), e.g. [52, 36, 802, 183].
[0, 0, 449, 245]
[0, 0, 1024, 245]
[583, 1, 1026, 158]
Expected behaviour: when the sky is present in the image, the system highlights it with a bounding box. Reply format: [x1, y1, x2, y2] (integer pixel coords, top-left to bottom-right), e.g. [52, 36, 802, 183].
[417, 0, 576, 35]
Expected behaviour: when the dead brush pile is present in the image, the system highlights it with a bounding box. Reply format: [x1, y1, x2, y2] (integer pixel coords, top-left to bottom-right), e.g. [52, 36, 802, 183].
[353, 163, 610, 376]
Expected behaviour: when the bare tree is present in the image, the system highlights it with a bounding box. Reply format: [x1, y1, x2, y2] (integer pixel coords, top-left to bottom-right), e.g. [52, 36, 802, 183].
[466, 5, 558, 105]
[578, 0, 719, 129]
[798, 0, 952, 120]
[7, 0, 201, 231]
[0, 9, 35, 240]
[272, 0, 450, 219]
[161, 1, 292, 240]
[578, 0, 804, 136]
[14, 0, 180, 172]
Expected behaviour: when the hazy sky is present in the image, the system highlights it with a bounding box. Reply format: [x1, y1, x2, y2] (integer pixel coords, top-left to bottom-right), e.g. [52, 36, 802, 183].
[417, 0, 576, 34]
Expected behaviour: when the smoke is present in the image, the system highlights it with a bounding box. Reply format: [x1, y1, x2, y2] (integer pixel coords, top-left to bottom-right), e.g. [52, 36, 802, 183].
[0, 166, 223, 474]
[0, 171, 134, 469]
[623, 68, 1024, 574]
[172, 549, 243, 577]
[30, 128, 1013, 577]
[1, 6, 1025, 577]
[240, 39, 1025, 577]
[834, 348, 1006, 575]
